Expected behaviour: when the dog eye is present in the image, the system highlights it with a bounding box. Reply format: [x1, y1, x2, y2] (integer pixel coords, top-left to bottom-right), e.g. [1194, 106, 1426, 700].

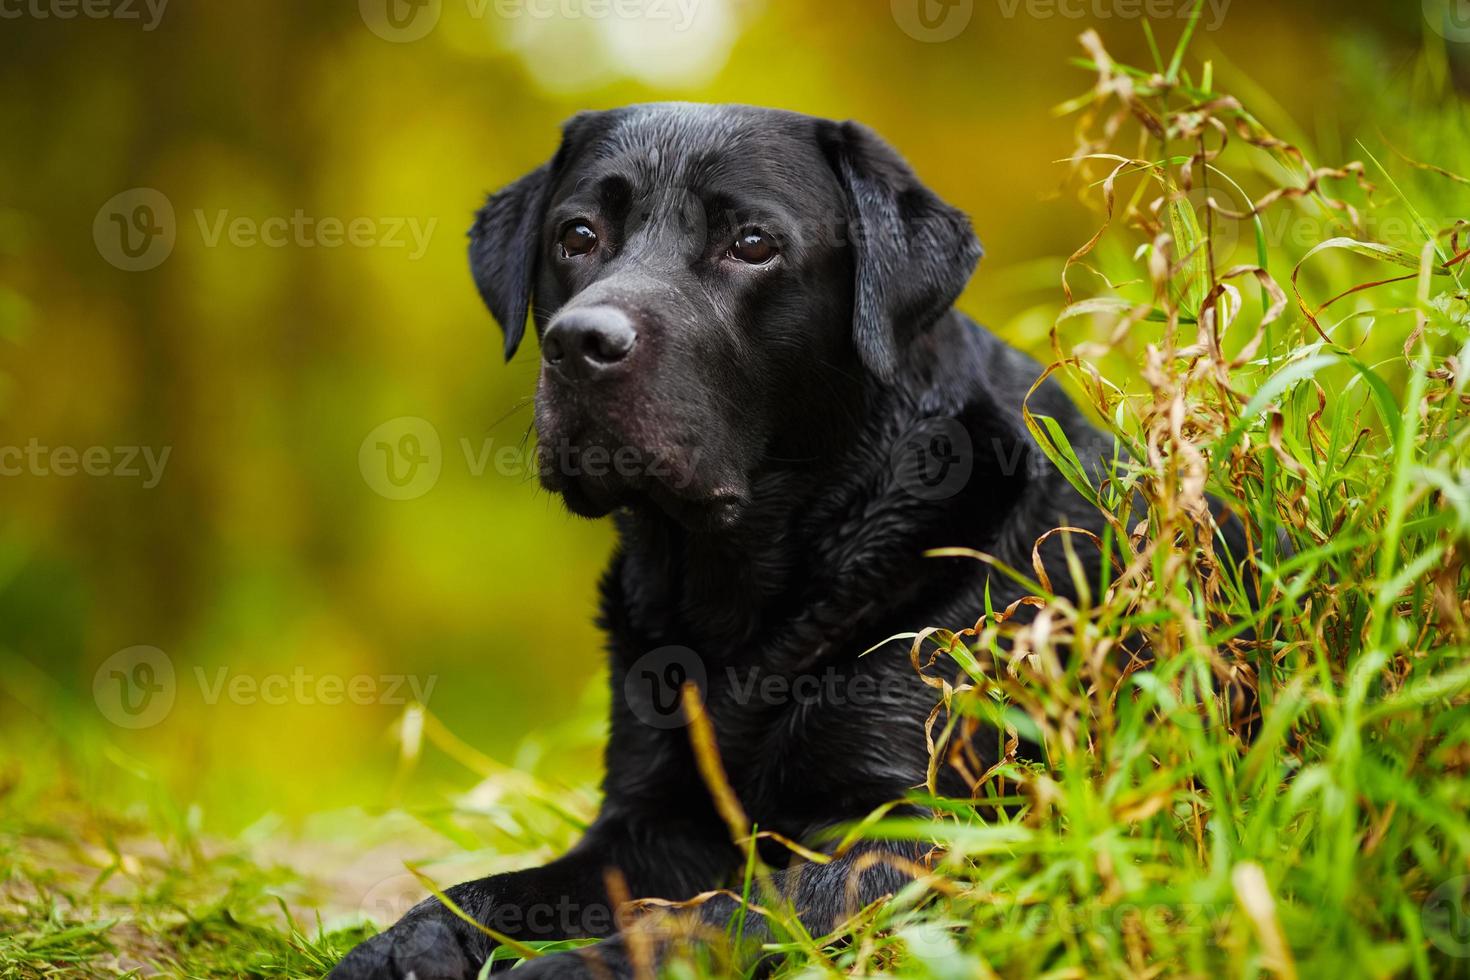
[559, 221, 598, 258]
[729, 229, 776, 265]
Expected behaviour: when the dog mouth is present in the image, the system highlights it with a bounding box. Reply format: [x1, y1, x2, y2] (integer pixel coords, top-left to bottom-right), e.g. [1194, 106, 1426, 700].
[534, 427, 749, 528]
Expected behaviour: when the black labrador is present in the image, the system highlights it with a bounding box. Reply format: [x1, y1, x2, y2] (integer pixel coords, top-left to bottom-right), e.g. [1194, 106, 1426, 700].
[331, 103, 1122, 979]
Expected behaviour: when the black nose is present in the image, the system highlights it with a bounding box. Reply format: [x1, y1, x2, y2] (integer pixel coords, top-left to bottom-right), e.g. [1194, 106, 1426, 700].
[542, 307, 637, 379]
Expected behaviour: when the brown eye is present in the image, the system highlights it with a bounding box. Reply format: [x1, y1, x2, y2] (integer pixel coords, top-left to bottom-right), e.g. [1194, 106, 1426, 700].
[560, 221, 598, 257]
[730, 229, 776, 265]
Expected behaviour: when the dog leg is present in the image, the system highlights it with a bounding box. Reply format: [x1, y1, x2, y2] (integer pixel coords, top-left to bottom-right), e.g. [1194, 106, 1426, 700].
[329, 814, 735, 980]
[510, 839, 925, 979]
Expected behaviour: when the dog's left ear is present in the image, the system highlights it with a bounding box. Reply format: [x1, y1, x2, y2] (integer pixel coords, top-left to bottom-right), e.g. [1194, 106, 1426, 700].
[469, 113, 595, 361]
[817, 120, 982, 382]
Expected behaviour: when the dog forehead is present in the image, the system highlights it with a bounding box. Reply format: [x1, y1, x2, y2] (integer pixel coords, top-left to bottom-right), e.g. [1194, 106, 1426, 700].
[583, 104, 834, 201]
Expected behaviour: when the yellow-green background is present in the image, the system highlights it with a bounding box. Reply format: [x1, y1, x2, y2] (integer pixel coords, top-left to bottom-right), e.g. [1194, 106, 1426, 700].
[0, 0, 1451, 828]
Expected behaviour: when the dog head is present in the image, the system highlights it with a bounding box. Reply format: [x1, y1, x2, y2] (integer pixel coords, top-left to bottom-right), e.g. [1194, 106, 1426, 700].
[470, 103, 981, 528]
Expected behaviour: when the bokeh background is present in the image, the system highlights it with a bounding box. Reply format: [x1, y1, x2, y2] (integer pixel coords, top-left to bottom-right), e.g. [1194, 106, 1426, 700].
[0, 0, 1459, 832]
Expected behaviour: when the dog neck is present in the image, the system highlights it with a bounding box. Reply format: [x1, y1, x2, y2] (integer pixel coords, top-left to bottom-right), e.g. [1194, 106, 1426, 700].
[604, 312, 1031, 666]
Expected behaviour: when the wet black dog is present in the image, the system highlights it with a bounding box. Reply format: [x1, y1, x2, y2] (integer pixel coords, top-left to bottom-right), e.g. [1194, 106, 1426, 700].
[331, 103, 1119, 979]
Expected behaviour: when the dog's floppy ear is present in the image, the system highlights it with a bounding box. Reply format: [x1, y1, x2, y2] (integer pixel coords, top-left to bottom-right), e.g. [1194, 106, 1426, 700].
[469, 114, 593, 360]
[817, 120, 982, 381]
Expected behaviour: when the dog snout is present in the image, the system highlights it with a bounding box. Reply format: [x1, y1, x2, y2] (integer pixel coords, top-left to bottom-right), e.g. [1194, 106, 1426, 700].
[542, 307, 637, 380]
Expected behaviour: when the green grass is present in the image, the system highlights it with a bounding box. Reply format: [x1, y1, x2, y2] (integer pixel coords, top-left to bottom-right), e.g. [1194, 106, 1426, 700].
[3, 16, 1469, 980]
[0, 781, 371, 977]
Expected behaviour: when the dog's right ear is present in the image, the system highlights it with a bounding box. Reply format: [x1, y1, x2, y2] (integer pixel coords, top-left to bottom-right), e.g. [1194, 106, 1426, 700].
[469, 114, 594, 361]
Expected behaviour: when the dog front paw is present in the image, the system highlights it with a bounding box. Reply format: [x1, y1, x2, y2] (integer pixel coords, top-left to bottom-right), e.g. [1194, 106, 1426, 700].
[328, 912, 484, 980]
[509, 938, 639, 979]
